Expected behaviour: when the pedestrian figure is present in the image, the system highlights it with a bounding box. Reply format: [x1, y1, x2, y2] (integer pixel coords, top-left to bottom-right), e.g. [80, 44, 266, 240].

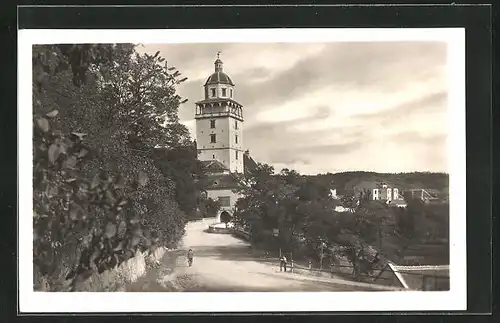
[282, 255, 288, 272]
[187, 249, 194, 267]
[308, 260, 312, 270]
[279, 255, 284, 272]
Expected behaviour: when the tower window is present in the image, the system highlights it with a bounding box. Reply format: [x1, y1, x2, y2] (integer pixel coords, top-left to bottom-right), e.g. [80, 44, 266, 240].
[230, 89, 233, 98]
[235, 135, 238, 144]
[236, 150, 239, 160]
[211, 88, 216, 97]
[210, 134, 216, 143]
[210, 119, 216, 128]
[222, 88, 227, 97]
[235, 120, 238, 129]
[212, 154, 215, 159]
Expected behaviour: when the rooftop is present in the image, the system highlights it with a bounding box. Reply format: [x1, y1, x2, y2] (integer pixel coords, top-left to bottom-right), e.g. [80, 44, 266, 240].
[205, 173, 239, 190]
[205, 71, 235, 86]
[200, 160, 229, 172]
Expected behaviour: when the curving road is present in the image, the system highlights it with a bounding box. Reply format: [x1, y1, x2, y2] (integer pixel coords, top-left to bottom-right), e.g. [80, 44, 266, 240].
[172, 220, 396, 291]
[126, 219, 396, 292]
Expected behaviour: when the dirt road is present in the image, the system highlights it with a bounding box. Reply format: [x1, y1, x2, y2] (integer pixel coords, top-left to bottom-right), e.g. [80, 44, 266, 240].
[127, 220, 393, 292]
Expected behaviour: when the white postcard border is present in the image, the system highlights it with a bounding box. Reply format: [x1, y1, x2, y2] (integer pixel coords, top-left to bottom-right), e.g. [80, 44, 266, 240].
[18, 28, 466, 313]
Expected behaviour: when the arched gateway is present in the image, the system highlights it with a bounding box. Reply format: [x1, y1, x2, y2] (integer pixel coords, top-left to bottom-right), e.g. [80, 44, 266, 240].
[219, 211, 232, 224]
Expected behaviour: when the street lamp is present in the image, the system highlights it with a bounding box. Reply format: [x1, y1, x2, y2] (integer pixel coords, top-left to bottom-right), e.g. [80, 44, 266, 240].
[319, 240, 327, 270]
[273, 228, 280, 257]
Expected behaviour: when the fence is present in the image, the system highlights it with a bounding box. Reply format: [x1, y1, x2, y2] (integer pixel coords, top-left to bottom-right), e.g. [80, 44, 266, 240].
[388, 264, 449, 291]
[207, 226, 233, 234]
[286, 260, 449, 291]
[230, 228, 449, 291]
[232, 229, 251, 241]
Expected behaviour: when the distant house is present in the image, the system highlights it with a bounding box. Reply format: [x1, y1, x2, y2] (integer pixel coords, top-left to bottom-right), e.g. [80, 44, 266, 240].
[387, 199, 408, 208]
[352, 181, 406, 207]
[329, 188, 338, 199]
[328, 186, 355, 212]
[404, 188, 444, 204]
[334, 205, 355, 213]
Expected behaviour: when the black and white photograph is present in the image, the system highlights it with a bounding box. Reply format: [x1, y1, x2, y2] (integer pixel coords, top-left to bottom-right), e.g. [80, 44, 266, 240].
[19, 28, 467, 313]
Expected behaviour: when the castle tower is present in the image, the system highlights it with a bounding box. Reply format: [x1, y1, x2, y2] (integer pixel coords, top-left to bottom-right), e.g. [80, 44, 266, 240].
[195, 53, 244, 173]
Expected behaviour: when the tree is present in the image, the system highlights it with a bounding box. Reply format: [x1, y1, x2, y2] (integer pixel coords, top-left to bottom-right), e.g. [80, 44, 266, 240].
[202, 198, 222, 218]
[33, 44, 154, 290]
[32, 44, 191, 290]
[153, 144, 207, 219]
[340, 191, 358, 210]
[234, 164, 344, 257]
[394, 207, 416, 239]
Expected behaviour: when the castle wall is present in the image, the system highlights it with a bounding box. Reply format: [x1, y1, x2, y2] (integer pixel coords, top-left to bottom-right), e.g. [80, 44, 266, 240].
[206, 188, 241, 209]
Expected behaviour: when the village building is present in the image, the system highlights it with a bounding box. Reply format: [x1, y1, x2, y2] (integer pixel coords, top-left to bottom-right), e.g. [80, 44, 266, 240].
[352, 181, 407, 208]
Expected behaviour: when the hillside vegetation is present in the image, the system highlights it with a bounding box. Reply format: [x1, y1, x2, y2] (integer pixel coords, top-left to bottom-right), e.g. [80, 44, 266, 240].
[309, 171, 449, 194]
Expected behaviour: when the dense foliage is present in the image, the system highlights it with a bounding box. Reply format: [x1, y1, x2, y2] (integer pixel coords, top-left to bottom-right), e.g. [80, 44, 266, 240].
[153, 145, 207, 220]
[202, 198, 222, 219]
[233, 163, 449, 281]
[32, 44, 198, 290]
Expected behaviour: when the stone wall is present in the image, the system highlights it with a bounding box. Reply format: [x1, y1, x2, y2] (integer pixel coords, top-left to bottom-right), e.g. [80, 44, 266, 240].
[35, 247, 167, 292]
[207, 226, 233, 234]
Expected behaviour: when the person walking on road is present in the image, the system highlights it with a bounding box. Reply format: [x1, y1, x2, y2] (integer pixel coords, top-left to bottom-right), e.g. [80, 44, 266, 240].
[187, 249, 194, 267]
[282, 255, 288, 272]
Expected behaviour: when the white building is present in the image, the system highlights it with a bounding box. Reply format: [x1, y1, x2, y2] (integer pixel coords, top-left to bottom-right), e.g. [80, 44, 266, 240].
[195, 54, 255, 222]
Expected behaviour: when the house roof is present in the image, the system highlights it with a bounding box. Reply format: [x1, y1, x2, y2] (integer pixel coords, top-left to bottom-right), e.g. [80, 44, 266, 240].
[205, 173, 239, 190]
[200, 160, 229, 172]
[200, 152, 257, 176]
[388, 264, 449, 290]
[243, 153, 258, 174]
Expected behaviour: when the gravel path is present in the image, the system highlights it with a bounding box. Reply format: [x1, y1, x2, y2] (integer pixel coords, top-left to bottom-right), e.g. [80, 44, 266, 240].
[125, 219, 400, 292]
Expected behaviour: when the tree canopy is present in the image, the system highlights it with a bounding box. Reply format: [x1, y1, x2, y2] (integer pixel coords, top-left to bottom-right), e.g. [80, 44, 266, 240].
[32, 44, 201, 290]
[233, 162, 449, 280]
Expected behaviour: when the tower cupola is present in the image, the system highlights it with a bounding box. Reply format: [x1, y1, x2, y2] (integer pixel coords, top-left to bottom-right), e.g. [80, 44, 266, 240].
[204, 52, 235, 87]
[214, 52, 224, 72]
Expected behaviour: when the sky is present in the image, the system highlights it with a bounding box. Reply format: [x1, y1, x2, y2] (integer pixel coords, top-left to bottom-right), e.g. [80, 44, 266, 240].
[137, 42, 448, 175]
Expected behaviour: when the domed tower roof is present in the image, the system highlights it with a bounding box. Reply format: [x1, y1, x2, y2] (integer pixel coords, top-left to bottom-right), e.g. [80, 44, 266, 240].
[205, 72, 235, 86]
[204, 53, 235, 86]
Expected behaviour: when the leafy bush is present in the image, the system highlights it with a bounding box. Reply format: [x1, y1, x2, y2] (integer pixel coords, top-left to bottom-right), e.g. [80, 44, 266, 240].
[32, 44, 193, 290]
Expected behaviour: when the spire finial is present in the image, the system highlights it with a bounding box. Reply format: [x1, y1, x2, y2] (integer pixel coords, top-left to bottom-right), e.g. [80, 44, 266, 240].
[215, 51, 223, 72]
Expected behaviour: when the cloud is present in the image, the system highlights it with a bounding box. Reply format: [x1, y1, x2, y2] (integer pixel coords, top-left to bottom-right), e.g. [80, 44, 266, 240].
[140, 41, 449, 174]
[354, 91, 448, 121]
[230, 41, 447, 110]
[390, 131, 447, 146]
